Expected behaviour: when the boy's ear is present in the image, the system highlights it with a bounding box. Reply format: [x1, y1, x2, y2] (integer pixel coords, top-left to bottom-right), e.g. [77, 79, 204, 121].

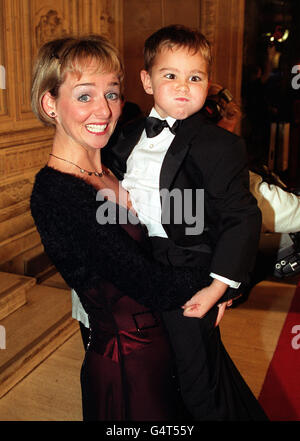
[140, 70, 153, 95]
[41, 91, 57, 117]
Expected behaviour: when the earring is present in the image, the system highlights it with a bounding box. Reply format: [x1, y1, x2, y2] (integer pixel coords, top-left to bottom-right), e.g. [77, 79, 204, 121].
[50, 112, 56, 117]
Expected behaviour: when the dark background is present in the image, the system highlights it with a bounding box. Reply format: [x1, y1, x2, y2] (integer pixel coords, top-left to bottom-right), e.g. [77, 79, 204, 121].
[242, 0, 300, 189]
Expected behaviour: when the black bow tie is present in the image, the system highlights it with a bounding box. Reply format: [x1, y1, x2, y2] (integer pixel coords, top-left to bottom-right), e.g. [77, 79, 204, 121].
[145, 117, 181, 138]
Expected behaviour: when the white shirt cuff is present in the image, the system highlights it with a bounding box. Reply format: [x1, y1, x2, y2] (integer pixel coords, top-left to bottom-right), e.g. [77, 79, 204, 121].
[209, 273, 241, 289]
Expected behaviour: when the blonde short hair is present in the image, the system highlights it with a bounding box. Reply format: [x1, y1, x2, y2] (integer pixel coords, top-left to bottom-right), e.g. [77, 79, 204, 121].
[31, 35, 124, 126]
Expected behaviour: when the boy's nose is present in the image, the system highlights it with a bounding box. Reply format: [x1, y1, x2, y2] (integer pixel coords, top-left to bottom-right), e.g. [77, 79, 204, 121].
[176, 80, 189, 92]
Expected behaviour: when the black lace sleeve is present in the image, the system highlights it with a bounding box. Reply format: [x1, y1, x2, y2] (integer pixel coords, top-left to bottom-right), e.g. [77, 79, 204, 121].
[31, 167, 211, 311]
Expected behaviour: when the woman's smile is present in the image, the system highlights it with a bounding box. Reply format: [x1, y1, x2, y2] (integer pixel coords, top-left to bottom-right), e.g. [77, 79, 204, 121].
[85, 123, 109, 135]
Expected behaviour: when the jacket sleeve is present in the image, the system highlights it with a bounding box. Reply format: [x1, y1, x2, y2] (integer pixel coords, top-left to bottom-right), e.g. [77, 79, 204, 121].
[190, 134, 262, 286]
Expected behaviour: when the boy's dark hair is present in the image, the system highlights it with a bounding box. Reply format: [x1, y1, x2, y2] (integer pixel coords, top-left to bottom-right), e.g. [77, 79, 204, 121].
[144, 24, 212, 74]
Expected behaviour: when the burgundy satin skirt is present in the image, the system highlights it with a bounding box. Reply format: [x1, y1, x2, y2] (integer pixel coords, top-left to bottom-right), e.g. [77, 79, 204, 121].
[80, 295, 180, 421]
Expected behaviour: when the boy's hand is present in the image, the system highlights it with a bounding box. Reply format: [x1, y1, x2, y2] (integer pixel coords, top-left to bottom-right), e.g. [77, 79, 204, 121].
[182, 279, 231, 325]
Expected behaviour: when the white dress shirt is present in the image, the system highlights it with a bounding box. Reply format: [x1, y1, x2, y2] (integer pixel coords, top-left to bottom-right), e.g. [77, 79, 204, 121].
[122, 108, 176, 237]
[122, 108, 240, 289]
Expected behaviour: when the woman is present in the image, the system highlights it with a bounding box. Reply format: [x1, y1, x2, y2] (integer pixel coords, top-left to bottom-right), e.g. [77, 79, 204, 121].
[30, 35, 212, 421]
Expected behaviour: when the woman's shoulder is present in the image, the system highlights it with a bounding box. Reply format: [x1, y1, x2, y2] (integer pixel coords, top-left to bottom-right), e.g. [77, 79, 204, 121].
[31, 166, 97, 214]
[33, 166, 95, 196]
[34, 165, 87, 186]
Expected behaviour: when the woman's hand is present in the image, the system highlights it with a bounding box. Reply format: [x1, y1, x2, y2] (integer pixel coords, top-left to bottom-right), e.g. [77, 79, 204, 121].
[182, 279, 230, 325]
[214, 299, 233, 326]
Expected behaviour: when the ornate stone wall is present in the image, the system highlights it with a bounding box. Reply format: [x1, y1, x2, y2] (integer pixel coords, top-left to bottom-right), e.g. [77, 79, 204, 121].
[200, 0, 245, 109]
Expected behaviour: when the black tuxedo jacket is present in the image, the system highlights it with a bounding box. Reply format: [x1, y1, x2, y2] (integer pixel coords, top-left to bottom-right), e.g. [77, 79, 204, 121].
[104, 111, 262, 287]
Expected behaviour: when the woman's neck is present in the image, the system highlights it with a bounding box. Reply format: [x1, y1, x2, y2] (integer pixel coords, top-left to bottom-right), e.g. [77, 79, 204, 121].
[50, 136, 103, 175]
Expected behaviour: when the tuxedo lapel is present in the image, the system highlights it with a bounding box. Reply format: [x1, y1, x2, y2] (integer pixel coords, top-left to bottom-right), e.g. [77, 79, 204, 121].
[159, 112, 204, 190]
[159, 131, 191, 190]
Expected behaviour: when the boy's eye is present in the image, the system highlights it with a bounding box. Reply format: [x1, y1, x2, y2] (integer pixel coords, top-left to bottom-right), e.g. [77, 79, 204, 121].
[78, 94, 90, 102]
[105, 92, 120, 101]
[165, 73, 176, 80]
[189, 75, 201, 82]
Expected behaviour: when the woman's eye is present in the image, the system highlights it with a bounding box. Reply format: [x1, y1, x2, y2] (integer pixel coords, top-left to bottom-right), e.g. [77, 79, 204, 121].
[78, 94, 90, 102]
[105, 92, 120, 101]
[189, 75, 201, 82]
[165, 73, 176, 80]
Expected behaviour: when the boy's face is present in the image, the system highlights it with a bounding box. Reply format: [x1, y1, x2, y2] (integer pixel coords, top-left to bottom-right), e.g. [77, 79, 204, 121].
[140, 46, 209, 120]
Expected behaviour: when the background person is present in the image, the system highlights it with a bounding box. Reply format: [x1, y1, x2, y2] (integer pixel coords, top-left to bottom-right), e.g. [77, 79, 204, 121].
[206, 82, 300, 287]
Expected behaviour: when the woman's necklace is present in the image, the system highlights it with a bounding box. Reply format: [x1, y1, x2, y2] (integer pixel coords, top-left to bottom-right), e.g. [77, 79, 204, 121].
[49, 153, 109, 177]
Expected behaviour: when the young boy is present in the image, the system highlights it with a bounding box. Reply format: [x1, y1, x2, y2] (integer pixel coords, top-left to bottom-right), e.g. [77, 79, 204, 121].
[105, 25, 266, 420]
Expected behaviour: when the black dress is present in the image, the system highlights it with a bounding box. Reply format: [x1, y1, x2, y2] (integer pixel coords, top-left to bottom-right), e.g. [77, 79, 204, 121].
[30, 166, 210, 421]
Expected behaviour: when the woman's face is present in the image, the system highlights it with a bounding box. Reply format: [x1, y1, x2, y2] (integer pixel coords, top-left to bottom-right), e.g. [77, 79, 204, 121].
[50, 61, 122, 151]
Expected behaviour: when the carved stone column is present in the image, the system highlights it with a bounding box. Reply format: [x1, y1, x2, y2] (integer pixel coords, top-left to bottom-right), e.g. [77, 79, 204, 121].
[200, 0, 245, 111]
